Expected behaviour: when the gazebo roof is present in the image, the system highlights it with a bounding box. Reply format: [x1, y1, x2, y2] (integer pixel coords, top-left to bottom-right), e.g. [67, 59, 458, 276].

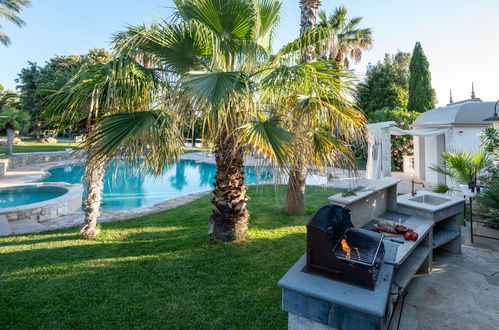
[412, 99, 495, 128]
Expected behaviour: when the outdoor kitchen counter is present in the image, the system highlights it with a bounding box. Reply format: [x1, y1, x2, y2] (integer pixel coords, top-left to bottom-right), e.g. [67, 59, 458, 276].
[278, 241, 398, 330]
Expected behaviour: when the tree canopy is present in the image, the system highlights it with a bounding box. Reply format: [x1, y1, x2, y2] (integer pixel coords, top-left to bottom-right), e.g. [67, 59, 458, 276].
[407, 42, 436, 112]
[356, 51, 411, 115]
[15, 49, 112, 128]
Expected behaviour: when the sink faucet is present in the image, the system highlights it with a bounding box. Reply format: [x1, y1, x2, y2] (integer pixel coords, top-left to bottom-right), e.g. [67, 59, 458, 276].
[411, 180, 425, 196]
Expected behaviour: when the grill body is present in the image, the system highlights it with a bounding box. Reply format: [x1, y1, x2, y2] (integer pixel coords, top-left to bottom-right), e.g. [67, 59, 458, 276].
[304, 204, 385, 290]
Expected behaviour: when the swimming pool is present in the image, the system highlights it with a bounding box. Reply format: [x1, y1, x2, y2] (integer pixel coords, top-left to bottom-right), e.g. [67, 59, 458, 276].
[0, 186, 68, 209]
[42, 160, 327, 211]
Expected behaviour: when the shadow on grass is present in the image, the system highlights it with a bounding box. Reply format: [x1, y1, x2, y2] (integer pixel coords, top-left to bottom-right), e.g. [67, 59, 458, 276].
[0, 185, 340, 329]
[0, 232, 305, 329]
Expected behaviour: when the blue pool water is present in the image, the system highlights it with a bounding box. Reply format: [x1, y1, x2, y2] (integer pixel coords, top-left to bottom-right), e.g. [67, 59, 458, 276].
[41, 160, 282, 211]
[0, 186, 67, 209]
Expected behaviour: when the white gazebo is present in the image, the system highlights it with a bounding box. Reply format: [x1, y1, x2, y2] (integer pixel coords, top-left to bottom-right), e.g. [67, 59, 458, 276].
[412, 97, 494, 185]
[366, 122, 446, 181]
[366, 96, 495, 186]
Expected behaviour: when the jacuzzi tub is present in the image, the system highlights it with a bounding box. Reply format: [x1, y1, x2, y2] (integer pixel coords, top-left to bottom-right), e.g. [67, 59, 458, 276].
[0, 183, 83, 223]
[0, 186, 68, 208]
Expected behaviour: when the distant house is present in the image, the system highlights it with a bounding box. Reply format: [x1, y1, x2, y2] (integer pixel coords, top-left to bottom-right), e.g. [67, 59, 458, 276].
[412, 96, 494, 185]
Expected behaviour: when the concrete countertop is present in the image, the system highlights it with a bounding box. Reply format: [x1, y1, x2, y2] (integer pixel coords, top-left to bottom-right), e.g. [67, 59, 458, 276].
[278, 241, 398, 318]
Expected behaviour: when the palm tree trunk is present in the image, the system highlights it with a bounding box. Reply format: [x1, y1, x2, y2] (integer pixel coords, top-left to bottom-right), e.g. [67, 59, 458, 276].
[299, 0, 321, 61]
[5, 122, 15, 156]
[283, 1, 321, 215]
[32, 122, 41, 139]
[284, 158, 307, 214]
[80, 147, 105, 239]
[210, 131, 249, 242]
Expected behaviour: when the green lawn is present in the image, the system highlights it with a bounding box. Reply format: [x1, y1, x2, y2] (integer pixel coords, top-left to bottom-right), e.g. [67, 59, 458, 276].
[0, 137, 80, 155]
[0, 185, 341, 329]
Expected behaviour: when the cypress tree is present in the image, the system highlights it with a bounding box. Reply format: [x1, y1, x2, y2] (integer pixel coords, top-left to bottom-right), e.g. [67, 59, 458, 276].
[408, 42, 436, 112]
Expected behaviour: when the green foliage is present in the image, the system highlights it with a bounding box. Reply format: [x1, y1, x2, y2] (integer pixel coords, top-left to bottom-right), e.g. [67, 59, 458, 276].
[433, 184, 452, 194]
[480, 127, 499, 157]
[477, 178, 499, 228]
[316, 6, 372, 69]
[15, 61, 43, 121]
[407, 42, 436, 112]
[341, 185, 365, 197]
[15, 49, 113, 128]
[0, 185, 342, 329]
[0, 106, 30, 130]
[80, 0, 365, 174]
[0, 88, 20, 111]
[0, 0, 31, 46]
[356, 51, 411, 115]
[430, 148, 492, 186]
[369, 107, 419, 171]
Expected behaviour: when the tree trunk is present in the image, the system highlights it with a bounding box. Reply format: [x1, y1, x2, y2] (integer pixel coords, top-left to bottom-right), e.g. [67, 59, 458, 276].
[284, 158, 307, 215]
[20, 124, 29, 136]
[191, 122, 197, 148]
[5, 124, 15, 156]
[80, 148, 105, 239]
[283, 1, 321, 215]
[209, 132, 249, 242]
[299, 0, 321, 62]
[32, 122, 41, 139]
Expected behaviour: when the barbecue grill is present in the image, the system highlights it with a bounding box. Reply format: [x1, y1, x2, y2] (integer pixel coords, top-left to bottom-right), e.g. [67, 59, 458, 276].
[304, 204, 385, 290]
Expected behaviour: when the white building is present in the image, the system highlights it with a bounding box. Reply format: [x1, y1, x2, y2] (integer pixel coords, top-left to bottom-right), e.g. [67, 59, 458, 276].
[412, 96, 494, 185]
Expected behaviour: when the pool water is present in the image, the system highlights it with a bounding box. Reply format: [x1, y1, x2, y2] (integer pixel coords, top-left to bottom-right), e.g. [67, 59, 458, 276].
[42, 160, 306, 211]
[0, 186, 67, 209]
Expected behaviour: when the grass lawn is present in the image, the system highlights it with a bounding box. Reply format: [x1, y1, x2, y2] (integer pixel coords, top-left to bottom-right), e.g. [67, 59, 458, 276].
[0, 185, 342, 329]
[0, 136, 80, 155]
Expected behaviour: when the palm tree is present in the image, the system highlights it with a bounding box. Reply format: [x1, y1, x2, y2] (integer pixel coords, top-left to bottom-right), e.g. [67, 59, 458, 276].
[0, 0, 31, 46]
[430, 148, 493, 186]
[47, 58, 160, 238]
[282, 0, 322, 215]
[299, 0, 321, 62]
[283, 2, 367, 215]
[317, 6, 373, 69]
[79, 0, 361, 242]
[0, 106, 30, 155]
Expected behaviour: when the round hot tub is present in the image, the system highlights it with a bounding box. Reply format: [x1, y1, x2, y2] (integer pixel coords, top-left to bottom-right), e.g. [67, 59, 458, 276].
[0, 186, 68, 209]
[0, 183, 83, 223]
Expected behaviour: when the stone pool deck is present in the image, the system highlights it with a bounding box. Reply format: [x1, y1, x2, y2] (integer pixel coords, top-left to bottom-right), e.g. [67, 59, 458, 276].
[389, 225, 499, 329]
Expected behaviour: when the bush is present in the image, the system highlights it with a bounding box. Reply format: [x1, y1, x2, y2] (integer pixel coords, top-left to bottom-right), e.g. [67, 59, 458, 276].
[478, 178, 499, 228]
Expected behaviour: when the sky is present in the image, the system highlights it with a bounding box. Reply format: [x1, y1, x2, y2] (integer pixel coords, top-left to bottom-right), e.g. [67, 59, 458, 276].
[1, 0, 499, 107]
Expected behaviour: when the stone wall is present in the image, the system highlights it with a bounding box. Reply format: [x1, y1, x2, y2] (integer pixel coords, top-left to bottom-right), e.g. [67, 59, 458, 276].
[0, 183, 82, 223]
[0, 152, 80, 176]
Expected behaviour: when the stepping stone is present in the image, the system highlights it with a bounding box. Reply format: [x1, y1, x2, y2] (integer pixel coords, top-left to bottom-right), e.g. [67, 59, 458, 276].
[0, 215, 13, 236]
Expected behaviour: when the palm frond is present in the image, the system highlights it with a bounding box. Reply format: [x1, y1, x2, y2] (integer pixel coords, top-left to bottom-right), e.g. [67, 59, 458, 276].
[240, 114, 294, 166]
[86, 111, 184, 175]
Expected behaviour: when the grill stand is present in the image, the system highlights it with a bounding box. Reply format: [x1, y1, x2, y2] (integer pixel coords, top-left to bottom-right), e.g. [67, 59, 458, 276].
[279, 241, 398, 330]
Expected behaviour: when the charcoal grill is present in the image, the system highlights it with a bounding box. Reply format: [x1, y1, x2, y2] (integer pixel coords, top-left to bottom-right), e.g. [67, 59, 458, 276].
[304, 204, 385, 290]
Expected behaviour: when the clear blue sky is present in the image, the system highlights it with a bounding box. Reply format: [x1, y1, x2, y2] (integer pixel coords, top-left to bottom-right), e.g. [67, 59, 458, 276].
[2, 0, 499, 107]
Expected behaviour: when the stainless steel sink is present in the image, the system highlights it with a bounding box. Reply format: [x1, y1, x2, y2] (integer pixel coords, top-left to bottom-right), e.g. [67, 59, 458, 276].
[409, 195, 451, 205]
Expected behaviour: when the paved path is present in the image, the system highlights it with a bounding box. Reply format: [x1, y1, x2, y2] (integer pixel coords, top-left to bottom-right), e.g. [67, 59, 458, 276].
[390, 225, 499, 329]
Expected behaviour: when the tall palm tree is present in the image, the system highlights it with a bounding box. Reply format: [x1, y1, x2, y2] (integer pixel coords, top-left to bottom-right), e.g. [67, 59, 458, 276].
[80, 0, 359, 242]
[47, 58, 160, 238]
[317, 6, 373, 69]
[0, 0, 31, 46]
[299, 0, 321, 62]
[282, 0, 323, 215]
